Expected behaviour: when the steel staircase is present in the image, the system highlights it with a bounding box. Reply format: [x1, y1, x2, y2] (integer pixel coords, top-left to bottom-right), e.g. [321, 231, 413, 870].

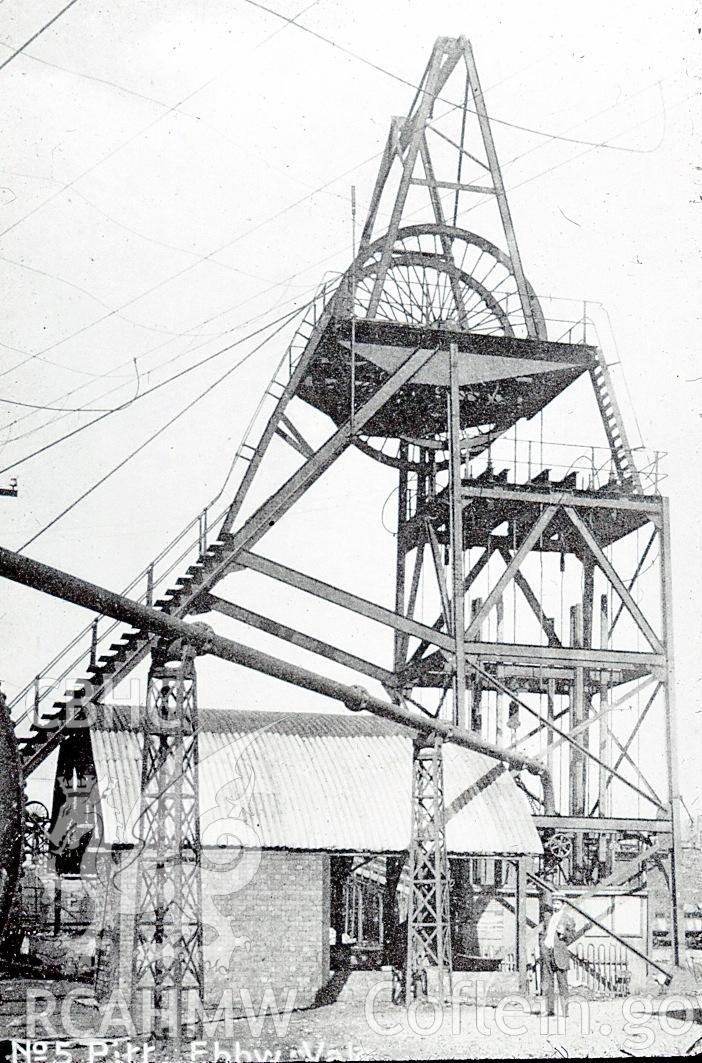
[11, 278, 340, 777]
[16, 536, 236, 775]
[590, 349, 642, 495]
[11, 288, 646, 776]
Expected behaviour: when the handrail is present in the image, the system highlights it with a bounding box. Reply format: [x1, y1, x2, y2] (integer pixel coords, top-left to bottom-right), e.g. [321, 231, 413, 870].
[10, 276, 340, 733]
[12, 275, 655, 735]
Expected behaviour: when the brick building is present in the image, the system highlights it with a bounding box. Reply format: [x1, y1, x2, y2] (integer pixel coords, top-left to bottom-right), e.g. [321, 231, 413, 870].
[47, 706, 541, 1008]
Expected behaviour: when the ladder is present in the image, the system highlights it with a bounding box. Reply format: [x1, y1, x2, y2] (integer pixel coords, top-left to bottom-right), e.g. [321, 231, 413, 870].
[590, 349, 642, 495]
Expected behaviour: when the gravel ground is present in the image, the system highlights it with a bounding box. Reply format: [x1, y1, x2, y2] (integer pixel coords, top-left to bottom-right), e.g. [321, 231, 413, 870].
[1, 980, 702, 1060]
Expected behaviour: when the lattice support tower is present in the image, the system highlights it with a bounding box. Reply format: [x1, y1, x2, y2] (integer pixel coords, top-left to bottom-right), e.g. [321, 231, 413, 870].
[131, 639, 204, 1048]
[406, 734, 453, 1003]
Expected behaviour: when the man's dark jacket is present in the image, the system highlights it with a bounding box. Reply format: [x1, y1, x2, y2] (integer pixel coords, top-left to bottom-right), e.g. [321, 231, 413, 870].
[552, 914, 576, 970]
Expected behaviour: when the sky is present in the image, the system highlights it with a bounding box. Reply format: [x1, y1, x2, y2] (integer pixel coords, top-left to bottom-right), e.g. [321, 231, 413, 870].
[0, 1, 700, 818]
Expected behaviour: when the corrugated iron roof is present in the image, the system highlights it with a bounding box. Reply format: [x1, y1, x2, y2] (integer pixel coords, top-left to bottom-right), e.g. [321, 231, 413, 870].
[90, 707, 541, 855]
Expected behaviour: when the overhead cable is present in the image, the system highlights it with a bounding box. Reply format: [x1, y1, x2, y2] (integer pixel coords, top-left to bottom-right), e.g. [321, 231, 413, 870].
[242, 0, 662, 155]
[0, 303, 305, 476]
[18, 311, 298, 550]
[0, 0, 81, 76]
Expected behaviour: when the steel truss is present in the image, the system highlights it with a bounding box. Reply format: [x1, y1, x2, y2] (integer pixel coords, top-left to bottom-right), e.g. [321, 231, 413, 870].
[131, 639, 204, 1046]
[358, 36, 539, 336]
[406, 735, 452, 1002]
[10, 34, 684, 1009]
[399, 484, 682, 963]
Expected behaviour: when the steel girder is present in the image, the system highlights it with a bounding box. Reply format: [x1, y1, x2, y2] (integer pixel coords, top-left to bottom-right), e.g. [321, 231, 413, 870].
[3, 33, 684, 993]
[405, 735, 452, 1003]
[131, 644, 204, 1045]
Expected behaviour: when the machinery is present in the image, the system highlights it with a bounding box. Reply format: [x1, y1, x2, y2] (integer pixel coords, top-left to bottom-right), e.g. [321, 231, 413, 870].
[0, 35, 684, 1016]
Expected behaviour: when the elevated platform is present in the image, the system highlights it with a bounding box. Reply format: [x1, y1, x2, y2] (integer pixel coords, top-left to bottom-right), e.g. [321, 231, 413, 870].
[405, 641, 656, 693]
[404, 471, 658, 558]
[299, 317, 597, 438]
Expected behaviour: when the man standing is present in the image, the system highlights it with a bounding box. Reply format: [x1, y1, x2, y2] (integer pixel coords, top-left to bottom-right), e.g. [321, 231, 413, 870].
[541, 893, 576, 1017]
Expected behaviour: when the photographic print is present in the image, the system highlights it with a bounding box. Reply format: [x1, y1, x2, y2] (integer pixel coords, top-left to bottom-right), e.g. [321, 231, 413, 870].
[0, 2, 700, 1058]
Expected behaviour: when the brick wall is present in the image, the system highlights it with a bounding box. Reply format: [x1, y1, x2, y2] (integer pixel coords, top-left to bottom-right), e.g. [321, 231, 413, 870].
[97, 848, 330, 1015]
[200, 849, 330, 1010]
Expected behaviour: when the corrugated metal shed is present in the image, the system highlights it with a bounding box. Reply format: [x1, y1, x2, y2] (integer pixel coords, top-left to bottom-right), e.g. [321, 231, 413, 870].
[90, 707, 541, 855]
